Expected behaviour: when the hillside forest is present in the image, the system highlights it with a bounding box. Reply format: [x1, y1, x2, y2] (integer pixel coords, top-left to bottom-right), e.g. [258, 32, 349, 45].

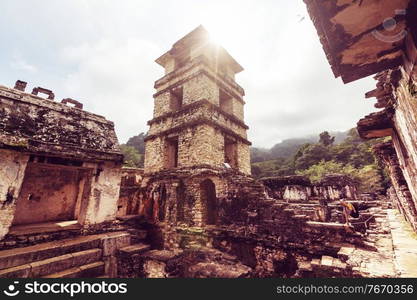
[120, 129, 390, 193]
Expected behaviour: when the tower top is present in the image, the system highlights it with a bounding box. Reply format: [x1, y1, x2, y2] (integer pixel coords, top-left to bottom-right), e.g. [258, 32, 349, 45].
[155, 25, 243, 75]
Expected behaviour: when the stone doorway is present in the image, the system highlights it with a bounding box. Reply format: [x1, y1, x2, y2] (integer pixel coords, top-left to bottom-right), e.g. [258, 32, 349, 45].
[200, 179, 217, 225]
[11, 162, 92, 226]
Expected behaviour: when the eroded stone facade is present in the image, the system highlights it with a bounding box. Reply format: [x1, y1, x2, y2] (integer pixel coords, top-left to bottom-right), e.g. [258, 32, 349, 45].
[305, 0, 417, 233]
[262, 175, 358, 202]
[144, 26, 251, 175]
[0, 82, 123, 240]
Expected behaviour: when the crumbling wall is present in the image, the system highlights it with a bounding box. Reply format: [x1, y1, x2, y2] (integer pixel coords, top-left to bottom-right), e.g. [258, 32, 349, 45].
[261, 176, 311, 201]
[12, 163, 90, 225]
[374, 142, 417, 232]
[313, 175, 358, 200]
[236, 142, 251, 175]
[0, 150, 29, 239]
[180, 125, 224, 168]
[145, 116, 250, 175]
[117, 168, 143, 217]
[262, 175, 358, 201]
[183, 73, 219, 105]
[391, 70, 417, 217]
[146, 32, 250, 176]
[0, 82, 123, 241]
[0, 85, 122, 162]
[81, 161, 122, 226]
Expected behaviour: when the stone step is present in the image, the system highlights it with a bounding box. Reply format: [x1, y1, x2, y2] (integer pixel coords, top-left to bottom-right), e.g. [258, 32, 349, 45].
[297, 261, 312, 272]
[0, 231, 128, 270]
[43, 261, 105, 278]
[0, 236, 99, 271]
[0, 248, 102, 278]
[127, 229, 148, 240]
[320, 255, 334, 268]
[293, 215, 308, 220]
[118, 243, 151, 256]
[337, 246, 355, 262]
[311, 258, 321, 268]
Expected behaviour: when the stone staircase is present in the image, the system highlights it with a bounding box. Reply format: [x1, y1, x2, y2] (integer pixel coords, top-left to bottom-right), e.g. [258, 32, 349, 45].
[296, 205, 399, 278]
[0, 231, 133, 278]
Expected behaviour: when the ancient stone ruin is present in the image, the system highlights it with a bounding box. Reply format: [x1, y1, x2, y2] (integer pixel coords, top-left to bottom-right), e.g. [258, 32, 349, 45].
[1, 3, 417, 278]
[262, 175, 358, 202]
[304, 0, 417, 235]
[0, 82, 123, 242]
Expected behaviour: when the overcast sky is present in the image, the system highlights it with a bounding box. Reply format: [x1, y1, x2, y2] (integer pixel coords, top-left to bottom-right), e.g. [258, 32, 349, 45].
[0, 0, 378, 148]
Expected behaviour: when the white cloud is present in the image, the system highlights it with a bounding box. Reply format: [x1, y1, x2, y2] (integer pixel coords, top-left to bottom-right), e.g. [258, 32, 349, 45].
[60, 38, 162, 143]
[0, 0, 378, 147]
[10, 56, 37, 73]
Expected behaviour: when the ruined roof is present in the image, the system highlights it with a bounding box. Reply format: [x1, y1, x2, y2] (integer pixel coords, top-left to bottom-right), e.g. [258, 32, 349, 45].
[304, 0, 410, 83]
[261, 175, 311, 187]
[155, 25, 244, 74]
[365, 69, 402, 109]
[357, 108, 394, 139]
[0, 83, 122, 162]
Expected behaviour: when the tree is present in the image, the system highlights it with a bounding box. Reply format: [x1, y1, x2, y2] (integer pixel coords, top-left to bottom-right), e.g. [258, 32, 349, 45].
[356, 165, 384, 193]
[249, 127, 390, 193]
[293, 144, 331, 170]
[319, 131, 335, 146]
[120, 145, 143, 168]
[126, 132, 146, 154]
[296, 160, 357, 184]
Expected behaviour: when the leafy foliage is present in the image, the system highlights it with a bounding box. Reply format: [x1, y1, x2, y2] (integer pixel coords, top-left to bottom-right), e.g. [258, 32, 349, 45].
[251, 129, 389, 193]
[126, 132, 145, 154]
[251, 130, 348, 162]
[296, 160, 355, 184]
[120, 132, 145, 168]
[319, 131, 335, 146]
[120, 145, 143, 168]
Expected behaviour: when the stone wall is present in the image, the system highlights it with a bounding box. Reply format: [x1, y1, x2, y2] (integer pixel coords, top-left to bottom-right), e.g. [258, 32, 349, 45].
[0, 84, 122, 162]
[144, 104, 251, 174]
[0, 149, 29, 240]
[374, 142, 417, 232]
[262, 175, 358, 202]
[117, 168, 143, 217]
[391, 69, 417, 219]
[0, 82, 123, 241]
[81, 161, 123, 226]
[118, 170, 370, 278]
[145, 26, 250, 176]
[12, 163, 90, 225]
[148, 100, 248, 138]
[358, 67, 417, 232]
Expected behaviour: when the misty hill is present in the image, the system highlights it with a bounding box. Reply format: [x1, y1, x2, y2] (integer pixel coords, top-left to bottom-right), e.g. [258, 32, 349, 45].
[251, 130, 349, 163]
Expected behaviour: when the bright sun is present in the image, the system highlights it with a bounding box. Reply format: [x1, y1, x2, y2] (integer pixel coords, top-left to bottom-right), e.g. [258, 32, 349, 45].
[204, 24, 229, 46]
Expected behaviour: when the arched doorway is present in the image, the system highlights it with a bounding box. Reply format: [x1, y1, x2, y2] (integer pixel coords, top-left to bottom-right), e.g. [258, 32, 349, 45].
[200, 179, 217, 225]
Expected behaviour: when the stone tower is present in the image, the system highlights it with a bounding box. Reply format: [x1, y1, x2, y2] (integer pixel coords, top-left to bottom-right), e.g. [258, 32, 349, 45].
[142, 26, 253, 246]
[144, 25, 251, 175]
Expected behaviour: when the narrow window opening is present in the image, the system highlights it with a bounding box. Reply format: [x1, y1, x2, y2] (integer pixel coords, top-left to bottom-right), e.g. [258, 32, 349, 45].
[170, 87, 183, 111]
[224, 137, 238, 168]
[165, 137, 179, 169]
[219, 89, 233, 114]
